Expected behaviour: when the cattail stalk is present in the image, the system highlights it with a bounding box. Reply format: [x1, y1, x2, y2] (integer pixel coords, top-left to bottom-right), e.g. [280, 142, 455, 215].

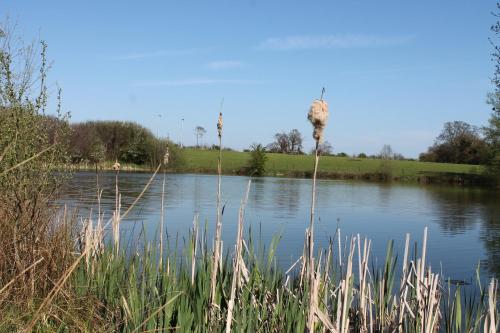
[112, 160, 121, 255]
[159, 147, 169, 267]
[398, 233, 410, 332]
[306, 88, 329, 332]
[485, 278, 498, 333]
[191, 214, 199, 286]
[225, 180, 251, 333]
[210, 108, 224, 307]
[308, 139, 320, 278]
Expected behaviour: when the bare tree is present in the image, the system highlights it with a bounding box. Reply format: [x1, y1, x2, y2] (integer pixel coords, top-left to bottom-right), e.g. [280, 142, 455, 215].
[267, 129, 304, 154]
[194, 126, 206, 148]
[288, 129, 303, 154]
[267, 132, 290, 153]
[316, 141, 333, 155]
[380, 144, 393, 160]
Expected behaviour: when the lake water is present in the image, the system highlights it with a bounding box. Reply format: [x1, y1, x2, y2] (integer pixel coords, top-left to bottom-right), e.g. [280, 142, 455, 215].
[60, 171, 500, 281]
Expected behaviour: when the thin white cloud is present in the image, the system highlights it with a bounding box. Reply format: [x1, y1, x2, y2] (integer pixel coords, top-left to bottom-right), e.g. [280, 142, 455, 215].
[112, 48, 206, 60]
[260, 34, 414, 50]
[339, 64, 443, 77]
[132, 78, 261, 87]
[206, 60, 245, 70]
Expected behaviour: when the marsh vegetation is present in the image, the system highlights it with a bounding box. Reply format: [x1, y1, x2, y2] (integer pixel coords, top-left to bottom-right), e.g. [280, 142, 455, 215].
[0, 19, 498, 333]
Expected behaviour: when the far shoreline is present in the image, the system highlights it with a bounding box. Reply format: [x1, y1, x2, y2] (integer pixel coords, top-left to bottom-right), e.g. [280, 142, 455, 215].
[68, 161, 495, 188]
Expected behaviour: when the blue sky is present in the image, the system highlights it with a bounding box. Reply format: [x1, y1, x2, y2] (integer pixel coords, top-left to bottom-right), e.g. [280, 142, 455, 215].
[2, 0, 496, 157]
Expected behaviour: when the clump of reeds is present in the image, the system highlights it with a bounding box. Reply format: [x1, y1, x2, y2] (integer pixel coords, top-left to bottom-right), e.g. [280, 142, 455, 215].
[225, 180, 251, 333]
[80, 198, 104, 270]
[30, 219, 500, 332]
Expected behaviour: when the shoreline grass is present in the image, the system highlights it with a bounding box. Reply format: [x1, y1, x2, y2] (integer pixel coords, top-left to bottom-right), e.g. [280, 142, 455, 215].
[6, 216, 497, 332]
[181, 149, 484, 178]
[70, 149, 491, 186]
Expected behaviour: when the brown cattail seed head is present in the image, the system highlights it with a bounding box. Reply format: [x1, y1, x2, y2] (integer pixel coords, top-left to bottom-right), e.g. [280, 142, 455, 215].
[217, 112, 223, 138]
[112, 160, 121, 171]
[307, 100, 329, 142]
[163, 147, 170, 165]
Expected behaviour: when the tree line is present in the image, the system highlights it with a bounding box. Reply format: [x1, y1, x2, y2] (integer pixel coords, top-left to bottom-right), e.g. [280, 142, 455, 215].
[258, 122, 496, 167]
[69, 120, 182, 167]
[419, 121, 490, 165]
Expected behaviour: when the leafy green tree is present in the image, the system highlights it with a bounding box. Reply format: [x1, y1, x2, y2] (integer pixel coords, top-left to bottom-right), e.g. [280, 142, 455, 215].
[89, 139, 106, 167]
[485, 4, 500, 179]
[420, 121, 489, 165]
[68, 120, 186, 168]
[120, 129, 154, 164]
[485, 93, 500, 176]
[246, 143, 267, 176]
[154, 139, 185, 168]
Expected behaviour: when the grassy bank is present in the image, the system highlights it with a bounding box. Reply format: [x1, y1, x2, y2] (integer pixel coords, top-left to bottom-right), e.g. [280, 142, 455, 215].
[181, 149, 483, 178]
[77, 149, 488, 185]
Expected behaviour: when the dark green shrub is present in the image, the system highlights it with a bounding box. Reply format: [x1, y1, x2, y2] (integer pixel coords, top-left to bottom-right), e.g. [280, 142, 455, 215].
[246, 143, 267, 176]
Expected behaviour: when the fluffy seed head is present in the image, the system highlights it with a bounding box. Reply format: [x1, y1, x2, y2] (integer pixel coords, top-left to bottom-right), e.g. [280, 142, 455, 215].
[307, 100, 329, 142]
[112, 160, 121, 171]
[217, 112, 223, 138]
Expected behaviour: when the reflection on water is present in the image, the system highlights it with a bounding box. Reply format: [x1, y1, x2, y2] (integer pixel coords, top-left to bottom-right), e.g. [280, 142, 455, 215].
[422, 187, 500, 276]
[59, 172, 500, 280]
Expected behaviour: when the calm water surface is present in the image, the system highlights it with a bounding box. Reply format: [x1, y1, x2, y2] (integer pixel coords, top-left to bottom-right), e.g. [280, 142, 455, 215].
[60, 172, 500, 281]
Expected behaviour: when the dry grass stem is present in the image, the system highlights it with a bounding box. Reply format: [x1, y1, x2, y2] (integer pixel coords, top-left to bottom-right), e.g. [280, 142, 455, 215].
[191, 214, 199, 286]
[225, 180, 251, 333]
[23, 164, 162, 332]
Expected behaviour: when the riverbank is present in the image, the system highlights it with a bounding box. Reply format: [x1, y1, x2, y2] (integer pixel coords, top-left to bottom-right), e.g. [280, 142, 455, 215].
[71, 148, 493, 186]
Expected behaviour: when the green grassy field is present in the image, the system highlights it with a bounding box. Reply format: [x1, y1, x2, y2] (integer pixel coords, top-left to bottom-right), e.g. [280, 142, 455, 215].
[180, 148, 483, 180]
[73, 148, 486, 184]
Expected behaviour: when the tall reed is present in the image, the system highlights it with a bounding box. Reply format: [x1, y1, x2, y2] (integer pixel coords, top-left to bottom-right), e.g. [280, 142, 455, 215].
[306, 88, 329, 331]
[159, 146, 169, 267]
[211, 108, 224, 307]
[225, 180, 251, 333]
[112, 160, 121, 255]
